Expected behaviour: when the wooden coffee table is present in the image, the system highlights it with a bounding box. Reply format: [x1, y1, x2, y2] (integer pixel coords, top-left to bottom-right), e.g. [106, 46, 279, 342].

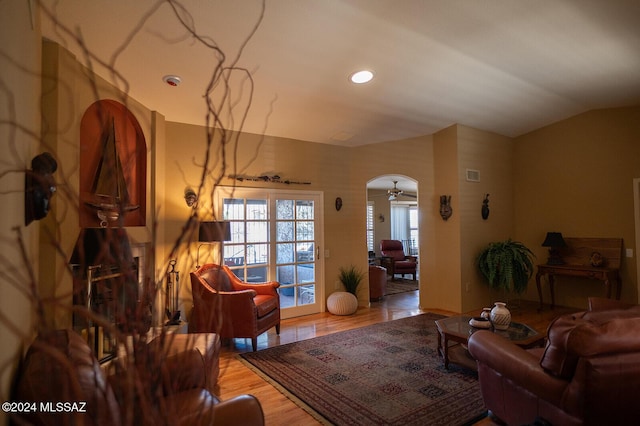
[435, 315, 544, 370]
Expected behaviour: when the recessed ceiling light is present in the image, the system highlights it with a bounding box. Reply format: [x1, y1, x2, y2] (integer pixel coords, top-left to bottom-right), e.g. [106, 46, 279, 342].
[162, 75, 182, 86]
[350, 70, 374, 84]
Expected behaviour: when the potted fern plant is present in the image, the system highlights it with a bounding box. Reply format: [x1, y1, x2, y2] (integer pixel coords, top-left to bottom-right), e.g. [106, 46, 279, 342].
[476, 239, 535, 294]
[327, 265, 365, 315]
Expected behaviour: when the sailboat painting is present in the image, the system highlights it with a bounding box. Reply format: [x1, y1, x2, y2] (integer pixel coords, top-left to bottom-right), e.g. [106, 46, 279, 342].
[80, 100, 146, 228]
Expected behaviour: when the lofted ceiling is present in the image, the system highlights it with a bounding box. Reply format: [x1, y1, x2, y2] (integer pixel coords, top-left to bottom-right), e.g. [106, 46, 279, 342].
[40, 0, 640, 147]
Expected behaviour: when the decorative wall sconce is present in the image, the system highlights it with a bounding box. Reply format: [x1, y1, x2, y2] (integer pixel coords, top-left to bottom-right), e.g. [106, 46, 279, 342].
[184, 187, 197, 207]
[378, 214, 385, 223]
[25, 152, 58, 226]
[439, 195, 452, 221]
[542, 232, 567, 265]
[481, 194, 490, 220]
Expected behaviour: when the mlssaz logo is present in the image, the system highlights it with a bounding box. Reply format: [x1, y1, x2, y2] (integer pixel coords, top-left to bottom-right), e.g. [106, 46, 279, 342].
[40, 402, 87, 413]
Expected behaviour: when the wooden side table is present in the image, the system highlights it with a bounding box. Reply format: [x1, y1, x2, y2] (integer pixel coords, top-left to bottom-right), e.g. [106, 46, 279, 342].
[536, 264, 620, 310]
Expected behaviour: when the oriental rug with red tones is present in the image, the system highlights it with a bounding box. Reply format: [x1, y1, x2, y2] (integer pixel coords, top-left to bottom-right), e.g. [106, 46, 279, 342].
[240, 313, 485, 426]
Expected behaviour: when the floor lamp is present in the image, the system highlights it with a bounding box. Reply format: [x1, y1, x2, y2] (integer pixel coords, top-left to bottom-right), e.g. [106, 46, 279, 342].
[196, 221, 231, 269]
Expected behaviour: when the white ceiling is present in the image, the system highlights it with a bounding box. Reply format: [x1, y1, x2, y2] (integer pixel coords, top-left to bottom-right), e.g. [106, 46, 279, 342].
[40, 0, 640, 147]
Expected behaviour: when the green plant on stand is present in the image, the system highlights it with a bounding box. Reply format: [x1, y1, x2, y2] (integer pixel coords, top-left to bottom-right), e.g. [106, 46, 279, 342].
[338, 265, 365, 296]
[476, 239, 535, 295]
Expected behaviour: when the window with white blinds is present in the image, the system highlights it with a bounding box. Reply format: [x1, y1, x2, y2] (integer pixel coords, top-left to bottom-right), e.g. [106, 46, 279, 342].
[366, 201, 375, 252]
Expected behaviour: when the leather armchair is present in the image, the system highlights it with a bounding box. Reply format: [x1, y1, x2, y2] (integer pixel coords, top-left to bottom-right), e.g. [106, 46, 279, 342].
[379, 239, 417, 280]
[12, 329, 265, 426]
[189, 264, 280, 351]
[468, 298, 640, 425]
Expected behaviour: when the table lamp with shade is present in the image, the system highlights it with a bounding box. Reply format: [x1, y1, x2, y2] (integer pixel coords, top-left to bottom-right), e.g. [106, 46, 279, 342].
[196, 221, 231, 268]
[542, 232, 567, 265]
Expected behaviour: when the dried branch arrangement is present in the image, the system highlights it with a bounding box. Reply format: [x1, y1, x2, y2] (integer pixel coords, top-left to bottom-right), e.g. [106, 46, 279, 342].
[0, 1, 270, 424]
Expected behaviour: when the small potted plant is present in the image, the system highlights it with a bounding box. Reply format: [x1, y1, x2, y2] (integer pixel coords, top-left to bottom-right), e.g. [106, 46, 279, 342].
[327, 265, 365, 315]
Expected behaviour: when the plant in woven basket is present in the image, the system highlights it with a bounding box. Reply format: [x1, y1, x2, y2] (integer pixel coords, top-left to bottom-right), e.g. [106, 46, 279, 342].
[338, 265, 365, 296]
[477, 239, 535, 294]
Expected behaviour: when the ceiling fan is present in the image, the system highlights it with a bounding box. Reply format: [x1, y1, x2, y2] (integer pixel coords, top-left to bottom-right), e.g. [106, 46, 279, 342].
[387, 181, 417, 201]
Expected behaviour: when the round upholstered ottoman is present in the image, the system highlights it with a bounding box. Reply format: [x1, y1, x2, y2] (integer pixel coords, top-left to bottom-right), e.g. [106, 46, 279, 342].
[327, 291, 358, 315]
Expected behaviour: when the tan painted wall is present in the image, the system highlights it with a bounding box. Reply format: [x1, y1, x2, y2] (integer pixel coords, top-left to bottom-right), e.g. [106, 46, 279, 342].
[0, 0, 42, 412]
[432, 125, 462, 312]
[457, 125, 514, 312]
[514, 106, 640, 307]
[352, 136, 436, 310]
[163, 123, 441, 311]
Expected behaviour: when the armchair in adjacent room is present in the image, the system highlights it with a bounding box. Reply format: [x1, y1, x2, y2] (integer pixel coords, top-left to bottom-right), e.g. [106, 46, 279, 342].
[468, 298, 640, 426]
[189, 264, 281, 352]
[379, 239, 417, 280]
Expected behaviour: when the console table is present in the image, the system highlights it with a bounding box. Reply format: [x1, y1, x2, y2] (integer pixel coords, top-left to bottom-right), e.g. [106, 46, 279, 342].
[536, 237, 622, 310]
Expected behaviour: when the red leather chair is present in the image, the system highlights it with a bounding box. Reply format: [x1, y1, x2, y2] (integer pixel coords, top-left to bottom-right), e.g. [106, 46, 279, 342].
[13, 329, 265, 425]
[189, 264, 280, 351]
[380, 239, 417, 280]
[468, 298, 640, 425]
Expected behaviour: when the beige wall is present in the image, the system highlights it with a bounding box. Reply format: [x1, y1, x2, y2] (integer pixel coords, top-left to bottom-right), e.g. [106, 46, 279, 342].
[457, 125, 514, 312]
[163, 123, 437, 310]
[514, 106, 640, 307]
[0, 0, 42, 411]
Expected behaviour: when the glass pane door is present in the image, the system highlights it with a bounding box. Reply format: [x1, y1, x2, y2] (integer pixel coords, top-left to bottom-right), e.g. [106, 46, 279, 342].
[218, 187, 323, 318]
[275, 198, 317, 315]
[223, 197, 269, 282]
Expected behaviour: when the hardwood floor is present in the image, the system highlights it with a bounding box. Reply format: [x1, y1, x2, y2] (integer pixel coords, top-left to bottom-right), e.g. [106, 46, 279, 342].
[216, 290, 579, 425]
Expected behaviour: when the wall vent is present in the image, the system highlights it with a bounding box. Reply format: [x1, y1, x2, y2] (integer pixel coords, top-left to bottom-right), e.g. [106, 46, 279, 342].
[466, 169, 480, 182]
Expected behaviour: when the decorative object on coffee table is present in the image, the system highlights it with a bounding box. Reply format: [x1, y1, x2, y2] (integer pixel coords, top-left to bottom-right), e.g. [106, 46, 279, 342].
[490, 302, 511, 330]
[469, 317, 491, 329]
[435, 315, 543, 370]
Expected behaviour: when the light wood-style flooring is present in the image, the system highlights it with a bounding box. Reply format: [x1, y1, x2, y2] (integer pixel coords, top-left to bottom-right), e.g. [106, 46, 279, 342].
[216, 290, 580, 426]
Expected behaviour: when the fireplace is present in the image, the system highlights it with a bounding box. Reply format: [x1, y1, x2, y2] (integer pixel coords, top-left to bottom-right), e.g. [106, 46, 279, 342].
[70, 228, 148, 362]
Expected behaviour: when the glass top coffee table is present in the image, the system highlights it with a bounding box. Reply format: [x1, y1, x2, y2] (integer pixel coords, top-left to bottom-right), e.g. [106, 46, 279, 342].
[435, 315, 544, 370]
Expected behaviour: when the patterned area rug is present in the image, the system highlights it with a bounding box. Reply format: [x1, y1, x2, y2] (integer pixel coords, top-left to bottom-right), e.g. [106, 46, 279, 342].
[384, 279, 419, 296]
[240, 314, 485, 426]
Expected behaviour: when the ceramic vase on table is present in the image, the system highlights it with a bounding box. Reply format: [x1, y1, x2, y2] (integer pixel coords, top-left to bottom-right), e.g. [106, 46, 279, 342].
[490, 302, 511, 330]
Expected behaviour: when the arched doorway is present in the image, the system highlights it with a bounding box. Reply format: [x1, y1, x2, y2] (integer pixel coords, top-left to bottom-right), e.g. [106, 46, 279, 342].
[367, 175, 419, 304]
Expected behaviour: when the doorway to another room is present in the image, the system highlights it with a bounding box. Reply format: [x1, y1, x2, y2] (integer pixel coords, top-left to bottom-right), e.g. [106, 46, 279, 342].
[367, 176, 419, 303]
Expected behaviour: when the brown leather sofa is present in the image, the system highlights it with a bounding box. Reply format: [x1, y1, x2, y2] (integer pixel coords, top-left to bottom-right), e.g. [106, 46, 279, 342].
[369, 265, 387, 301]
[189, 264, 280, 351]
[379, 239, 417, 280]
[468, 298, 640, 425]
[12, 329, 265, 425]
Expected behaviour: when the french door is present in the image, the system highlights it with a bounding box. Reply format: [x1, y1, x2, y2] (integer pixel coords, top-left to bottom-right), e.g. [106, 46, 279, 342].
[217, 187, 324, 318]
